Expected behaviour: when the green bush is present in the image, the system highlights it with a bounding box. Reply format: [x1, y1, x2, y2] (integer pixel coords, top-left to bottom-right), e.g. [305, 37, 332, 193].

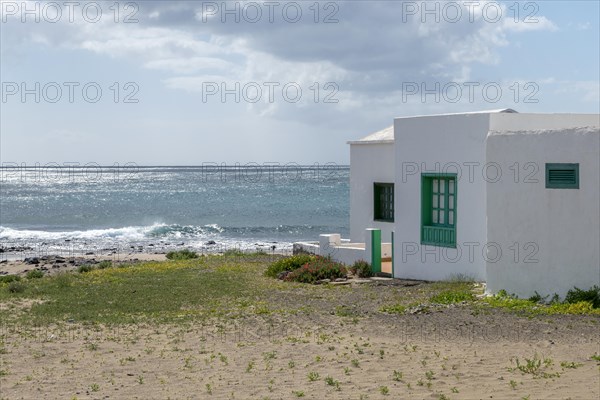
[284, 257, 347, 284]
[78, 265, 94, 273]
[166, 249, 199, 260]
[7, 281, 26, 293]
[350, 260, 373, 278]
[564, 286, 600, 308]
[0, 275, 21, 284]
[265, 254, 316, 278]
[26, 270, 45, 279]
[97, 260, 112, 269]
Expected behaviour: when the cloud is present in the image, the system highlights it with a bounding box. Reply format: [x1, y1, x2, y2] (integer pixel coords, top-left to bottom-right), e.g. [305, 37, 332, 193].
[0, 0, 576, 129]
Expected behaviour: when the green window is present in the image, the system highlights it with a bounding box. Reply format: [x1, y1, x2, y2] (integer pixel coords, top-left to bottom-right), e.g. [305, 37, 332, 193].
[421, 174, 456, 248]
[545, 163, 579, 189]
[374, 183, 394, 222]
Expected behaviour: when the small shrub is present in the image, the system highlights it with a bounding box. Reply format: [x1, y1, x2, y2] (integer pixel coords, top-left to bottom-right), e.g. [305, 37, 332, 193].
[78, 265, 94, 273]
[284, 257, 347, 284]
[265, 254, 316, 278]
[7, 281, 25, 293]
[350, 260, 372, 278]
[166, 249, 198, 260]
[307, 371, 320, 382]
[560, 361, 582, 369]
[528, 291, 546, 303]
[0, 275, 21, 284]
[564, 286, 600, 308]
[26, 270, 44, 279]
[97, 260, 112, 269]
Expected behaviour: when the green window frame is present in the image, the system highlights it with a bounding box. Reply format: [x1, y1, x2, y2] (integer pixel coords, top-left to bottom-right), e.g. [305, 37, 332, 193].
[374, 182, 394, 222]
[545, 163, 579, 189]
[421, 174, 456, 248]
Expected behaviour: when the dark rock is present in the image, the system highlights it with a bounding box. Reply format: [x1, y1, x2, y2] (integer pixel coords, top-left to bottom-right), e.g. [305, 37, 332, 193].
[85, 252, 94, 255]
[0, 260, 7, 264]
[206, 240, 217, 245]
[24, 257, 40, 265]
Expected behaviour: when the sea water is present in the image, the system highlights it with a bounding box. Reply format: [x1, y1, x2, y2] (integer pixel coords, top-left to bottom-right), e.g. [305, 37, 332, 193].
[0, 165, 349, 256]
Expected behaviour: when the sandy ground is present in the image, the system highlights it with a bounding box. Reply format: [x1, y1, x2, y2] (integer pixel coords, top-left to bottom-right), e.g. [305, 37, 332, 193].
[0, 254, 167, 277]
[1, 308, 599, 399]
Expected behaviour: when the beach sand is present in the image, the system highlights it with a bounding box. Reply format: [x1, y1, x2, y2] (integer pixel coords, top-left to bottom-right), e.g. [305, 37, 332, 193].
[1, 307, 598, 399]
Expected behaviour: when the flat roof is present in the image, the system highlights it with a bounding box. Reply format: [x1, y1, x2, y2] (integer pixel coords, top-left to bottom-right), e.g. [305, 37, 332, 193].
[349, 109, 518, 144]
[488, 126, 599, 137]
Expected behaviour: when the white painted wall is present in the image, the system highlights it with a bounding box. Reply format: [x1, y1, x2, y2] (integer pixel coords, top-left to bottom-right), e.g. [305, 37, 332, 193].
[393, 113, 492, 281]
[349, 143, 395, 243]
[486, 127, 600, 298]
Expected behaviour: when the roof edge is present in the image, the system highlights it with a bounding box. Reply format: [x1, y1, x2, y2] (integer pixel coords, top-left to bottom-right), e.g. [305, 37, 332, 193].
[394, 108, 518, 120]
[347, 139, 394, 145]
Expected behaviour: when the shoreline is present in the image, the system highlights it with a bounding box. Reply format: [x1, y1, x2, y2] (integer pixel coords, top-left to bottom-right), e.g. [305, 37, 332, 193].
[0, 253, 168, 276]
[0, 247, 291, 276]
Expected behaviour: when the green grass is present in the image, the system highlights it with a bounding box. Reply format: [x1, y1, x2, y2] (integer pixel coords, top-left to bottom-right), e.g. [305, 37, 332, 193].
[379, 304, 406, 314]
[1, 256, 598, 328]
[482, 291, 600, 316]
[0, 256, 290, 325]
[0, 275, 21, 284]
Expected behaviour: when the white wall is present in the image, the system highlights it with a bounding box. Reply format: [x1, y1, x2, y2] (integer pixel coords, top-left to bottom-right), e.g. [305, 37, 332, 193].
[486, 127, 600, 298]
[349, 143, 395, 243]
[393, 113, 491, 281]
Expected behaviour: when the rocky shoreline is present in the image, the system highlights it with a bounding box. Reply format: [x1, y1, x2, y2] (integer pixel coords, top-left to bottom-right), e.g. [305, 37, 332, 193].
[0, 252, 167, 276]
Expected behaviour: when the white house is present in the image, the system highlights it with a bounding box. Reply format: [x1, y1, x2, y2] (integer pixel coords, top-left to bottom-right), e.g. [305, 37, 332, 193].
[298, 109, 600, 299]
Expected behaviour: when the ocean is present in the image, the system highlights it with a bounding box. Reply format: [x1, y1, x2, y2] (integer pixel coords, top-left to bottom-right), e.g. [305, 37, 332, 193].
[0, 165, 349, 257]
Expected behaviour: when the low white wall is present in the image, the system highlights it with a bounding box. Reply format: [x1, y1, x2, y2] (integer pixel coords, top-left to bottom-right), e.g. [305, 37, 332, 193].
[293, 242, 319, 255]
[330, 246, 368, 266]
[349, 143, 395, 243]
[486, 127, 600, 298]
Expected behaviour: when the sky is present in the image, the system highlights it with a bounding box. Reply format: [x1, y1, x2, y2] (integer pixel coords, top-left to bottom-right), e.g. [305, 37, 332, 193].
[1, 0, 599, 165]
